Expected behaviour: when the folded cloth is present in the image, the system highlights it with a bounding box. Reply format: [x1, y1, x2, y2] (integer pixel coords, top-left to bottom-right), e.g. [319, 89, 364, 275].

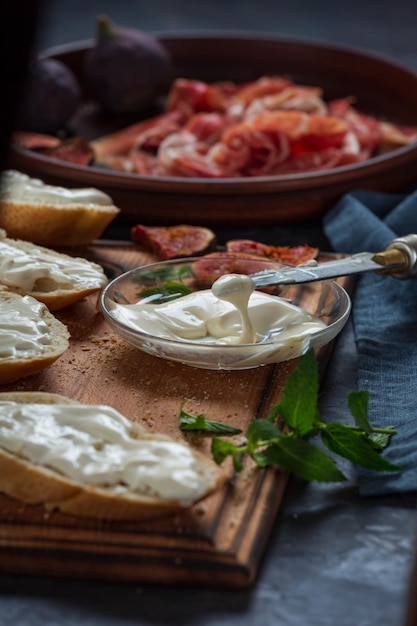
[323, 187, 417, 496]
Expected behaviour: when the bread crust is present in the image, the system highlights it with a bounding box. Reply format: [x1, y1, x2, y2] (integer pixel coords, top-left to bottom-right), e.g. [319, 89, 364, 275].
[0, 200, 120, 246]
[0, 292, 70, 384]
[0, 392, 224, 520]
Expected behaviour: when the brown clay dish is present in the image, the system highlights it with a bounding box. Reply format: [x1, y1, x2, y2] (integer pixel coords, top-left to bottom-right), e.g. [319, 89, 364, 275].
[7, 32, 417, 227]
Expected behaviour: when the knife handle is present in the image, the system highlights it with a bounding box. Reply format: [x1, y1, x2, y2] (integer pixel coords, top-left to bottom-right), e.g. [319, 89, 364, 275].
[374, 234, 417, 279]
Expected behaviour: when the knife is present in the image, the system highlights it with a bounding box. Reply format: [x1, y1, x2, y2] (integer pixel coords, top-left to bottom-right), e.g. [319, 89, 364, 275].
[250, 234, 417, 288]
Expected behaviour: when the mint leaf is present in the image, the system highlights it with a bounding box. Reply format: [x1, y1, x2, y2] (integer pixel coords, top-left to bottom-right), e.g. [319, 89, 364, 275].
[178, 348, 402, 483]
[321, 423, 402, 472]
[369, 430, 396, 450]
[348, 391, 372, 432]
[273, 349, 319, 435]
[246, 419, 281, 447]
[179, 407, 242, 435]
[254, 436, 346, 482]
[139, 264, 192, 283]
[137, 264, 193, 302]
[211, 437, 244, 471]
[138, 281, 192, 302]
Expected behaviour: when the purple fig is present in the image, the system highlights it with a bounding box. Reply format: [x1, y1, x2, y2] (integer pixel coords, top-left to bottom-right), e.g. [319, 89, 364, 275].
[84, 15, 173, 114]
[15, 57, 82, 134]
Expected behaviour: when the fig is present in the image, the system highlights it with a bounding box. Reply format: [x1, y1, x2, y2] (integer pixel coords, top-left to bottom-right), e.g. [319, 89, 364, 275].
[131, 224, 217, 260]
[15, 57, 82, 134]
[226, 240, 319, 264]
[191, 252, 276, 288]
[35, 137, 95, 166]
[84, 15, 173, 115]
[12, 131, 61, 150]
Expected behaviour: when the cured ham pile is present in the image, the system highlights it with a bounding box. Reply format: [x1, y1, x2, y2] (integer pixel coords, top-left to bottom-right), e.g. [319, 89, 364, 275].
[13, 75, 417, 178]
[90, 75, 417, 178]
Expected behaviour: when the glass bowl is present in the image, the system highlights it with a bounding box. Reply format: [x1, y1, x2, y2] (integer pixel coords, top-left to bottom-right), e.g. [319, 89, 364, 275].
[99, 254, 351, 370]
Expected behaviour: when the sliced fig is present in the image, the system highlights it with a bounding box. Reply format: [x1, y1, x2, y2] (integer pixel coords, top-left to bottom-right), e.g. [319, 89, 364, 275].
[226, 240, 319, 264]
[15, 57, 82, 134]
[191, 252, 279, 288]
[11, 132, 93, 165]
[84, 15, 173, 115]
[130, 224, 217, 260]
[12, 131, 61, 150]
[36, 137, 94, 166]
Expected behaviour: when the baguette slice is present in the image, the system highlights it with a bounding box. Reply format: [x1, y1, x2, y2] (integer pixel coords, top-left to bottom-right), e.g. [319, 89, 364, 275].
[0, 290, 70, 384]
[0, 170, 120, 246]
[0, 392, 224, 521]
[0, 229, 108, 311]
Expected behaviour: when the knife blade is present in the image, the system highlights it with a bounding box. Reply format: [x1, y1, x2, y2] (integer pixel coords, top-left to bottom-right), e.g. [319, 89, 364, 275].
[249, 234, 417, 288]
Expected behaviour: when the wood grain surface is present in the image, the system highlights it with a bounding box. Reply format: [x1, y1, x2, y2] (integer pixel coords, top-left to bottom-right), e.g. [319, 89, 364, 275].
[0, 242, 353, 588]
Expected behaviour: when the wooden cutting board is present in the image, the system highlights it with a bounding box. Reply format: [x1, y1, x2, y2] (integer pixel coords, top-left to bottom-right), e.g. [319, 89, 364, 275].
[0, 242, 353, 588]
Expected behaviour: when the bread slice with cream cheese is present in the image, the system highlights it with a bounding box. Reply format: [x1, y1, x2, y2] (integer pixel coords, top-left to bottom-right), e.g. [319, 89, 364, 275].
[0, 229, 108, 310]
[0, 170, 120, 246]
[0, 289, 70, 384]
[0, 392, 224, 520]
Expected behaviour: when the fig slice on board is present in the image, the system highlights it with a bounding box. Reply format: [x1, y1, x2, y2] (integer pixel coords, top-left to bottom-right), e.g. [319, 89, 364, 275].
[226, 239, 319, 264]
[190, 252, 280, 288]
[131, 224, 217, 260]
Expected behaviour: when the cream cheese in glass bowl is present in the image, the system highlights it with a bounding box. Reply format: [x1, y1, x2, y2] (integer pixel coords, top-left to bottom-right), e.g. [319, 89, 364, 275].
[99, 254, 351, 370]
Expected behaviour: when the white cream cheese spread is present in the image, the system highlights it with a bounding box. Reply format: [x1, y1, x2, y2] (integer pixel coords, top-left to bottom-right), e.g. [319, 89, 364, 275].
[0, 170, 114, 207]
[0, 295, 55, 359]
[107, 273, 327, 365]
[0, 234, 107, 292]
[0, 402, 217, 504]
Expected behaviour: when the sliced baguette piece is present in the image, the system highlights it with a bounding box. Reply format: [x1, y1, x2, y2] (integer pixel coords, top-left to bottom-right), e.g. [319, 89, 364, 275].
[0, 229, 108, 311]
[0, 170, 120, 246]
[0, 392, 224, 520]
[0, 290, 70, 384]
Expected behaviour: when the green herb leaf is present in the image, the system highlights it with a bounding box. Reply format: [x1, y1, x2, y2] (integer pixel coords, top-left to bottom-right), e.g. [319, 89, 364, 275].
[211, 437, 244, 471]
[273, 348, 319, 436]
[348, 390, 371, 432]
[369, 430, 396, 450]
[321, 423, 402, 472]
[246, 419, 281, 447]
[179, 407, 242, 435]
[138, 280, 192, 302]
[136, 264, 193, 302]
[178, 349, 402, 483]
[253, 436, 346, 482]
[138, 264, 192, 284]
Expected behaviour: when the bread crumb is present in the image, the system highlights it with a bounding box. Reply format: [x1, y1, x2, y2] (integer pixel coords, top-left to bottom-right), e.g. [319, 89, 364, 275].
[194, 503, 207, 516]
[89, 335, 111, 343]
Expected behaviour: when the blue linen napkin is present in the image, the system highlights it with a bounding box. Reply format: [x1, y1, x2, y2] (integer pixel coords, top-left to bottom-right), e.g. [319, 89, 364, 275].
[323, 187, 417, 496]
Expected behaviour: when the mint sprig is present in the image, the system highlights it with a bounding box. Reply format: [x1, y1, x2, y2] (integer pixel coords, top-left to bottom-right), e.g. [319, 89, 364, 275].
[138, 280, 192, 303]
[136, 264, 193, 302]
[179, 405, 242, 436]
[179, 349, 402, 483]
